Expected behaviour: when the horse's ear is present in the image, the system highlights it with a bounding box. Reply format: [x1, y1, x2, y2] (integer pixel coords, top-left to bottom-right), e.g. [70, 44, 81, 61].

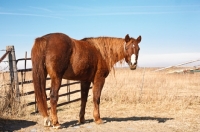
[125, 34, 130, 42]
[137, 36, 141, 43]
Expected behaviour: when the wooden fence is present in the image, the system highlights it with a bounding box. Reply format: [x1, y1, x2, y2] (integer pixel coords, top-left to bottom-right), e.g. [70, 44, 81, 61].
[1, 45, 91, 113]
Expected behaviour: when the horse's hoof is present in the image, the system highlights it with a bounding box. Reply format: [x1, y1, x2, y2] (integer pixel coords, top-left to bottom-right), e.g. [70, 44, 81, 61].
[44, 117, 51, 127]
[95, 119, 105, 124]
[78, 118, 85, 124]
[53, 124, 62, 129]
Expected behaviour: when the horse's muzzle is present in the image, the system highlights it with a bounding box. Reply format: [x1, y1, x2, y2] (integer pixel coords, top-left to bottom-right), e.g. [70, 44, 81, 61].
[129, 62, 137, 70]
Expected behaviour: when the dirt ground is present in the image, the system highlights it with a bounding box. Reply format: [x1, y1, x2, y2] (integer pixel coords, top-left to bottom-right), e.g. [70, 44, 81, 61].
[1, 98, 200, 132]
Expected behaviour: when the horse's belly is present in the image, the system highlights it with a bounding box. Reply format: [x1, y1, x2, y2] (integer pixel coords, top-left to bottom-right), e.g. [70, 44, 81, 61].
[62, 65, 96, 81]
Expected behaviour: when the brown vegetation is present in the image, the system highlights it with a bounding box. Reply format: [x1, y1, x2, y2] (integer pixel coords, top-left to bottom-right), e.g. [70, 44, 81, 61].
[0, 68, 200, 131]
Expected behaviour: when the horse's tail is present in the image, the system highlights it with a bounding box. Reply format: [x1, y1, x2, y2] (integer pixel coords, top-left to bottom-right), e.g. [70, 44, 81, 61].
[31, 37, 48, 117]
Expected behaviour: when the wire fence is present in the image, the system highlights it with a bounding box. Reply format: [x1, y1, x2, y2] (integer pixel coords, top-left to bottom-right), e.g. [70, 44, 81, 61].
[0, 49, 9, 72]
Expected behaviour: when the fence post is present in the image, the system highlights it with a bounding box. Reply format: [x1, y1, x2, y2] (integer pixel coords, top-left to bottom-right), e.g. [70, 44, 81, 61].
[67, 80, 70, 101]
[6, 45, 20, 101]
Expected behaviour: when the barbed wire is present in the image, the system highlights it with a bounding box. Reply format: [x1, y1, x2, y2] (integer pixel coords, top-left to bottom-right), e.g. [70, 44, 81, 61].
[0, 60, 9, 63]
[0, 61, 9, 72]
[0, 50, 11, 64]
[0, 66, 9, 72]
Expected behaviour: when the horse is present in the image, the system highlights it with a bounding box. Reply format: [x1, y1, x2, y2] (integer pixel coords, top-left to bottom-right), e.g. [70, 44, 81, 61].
[31, 33, 141, 129]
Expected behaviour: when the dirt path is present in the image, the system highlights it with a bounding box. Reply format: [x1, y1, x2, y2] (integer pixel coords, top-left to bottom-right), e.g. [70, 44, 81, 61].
[1, 100, 200, 132]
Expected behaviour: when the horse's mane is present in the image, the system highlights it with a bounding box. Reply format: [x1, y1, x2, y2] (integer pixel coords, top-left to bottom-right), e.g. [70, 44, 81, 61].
[82, 37, 125, 70]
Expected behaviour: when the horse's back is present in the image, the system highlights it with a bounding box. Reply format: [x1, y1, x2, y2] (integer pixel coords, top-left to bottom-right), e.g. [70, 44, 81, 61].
[37, 33, 109, 82]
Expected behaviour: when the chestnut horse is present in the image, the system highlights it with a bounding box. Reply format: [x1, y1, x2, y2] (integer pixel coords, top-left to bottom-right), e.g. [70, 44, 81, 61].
[31, 33, 141, 128]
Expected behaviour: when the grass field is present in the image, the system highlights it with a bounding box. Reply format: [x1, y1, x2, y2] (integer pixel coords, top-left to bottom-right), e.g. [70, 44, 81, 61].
[0, 67, 200, 131]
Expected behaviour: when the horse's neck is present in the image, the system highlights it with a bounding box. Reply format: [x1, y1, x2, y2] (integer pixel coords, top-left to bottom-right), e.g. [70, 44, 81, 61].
[108, 38, 125, 62]
[93, 37, 126, 69]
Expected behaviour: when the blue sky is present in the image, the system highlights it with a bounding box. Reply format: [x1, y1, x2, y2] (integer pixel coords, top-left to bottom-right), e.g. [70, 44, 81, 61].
[0, 0, 200, 69]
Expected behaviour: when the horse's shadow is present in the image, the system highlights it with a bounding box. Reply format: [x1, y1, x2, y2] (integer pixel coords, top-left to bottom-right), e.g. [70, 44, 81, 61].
[62, 116, 173, 128]
[0, 118, 36, 131]
[103, 116, 173, 123]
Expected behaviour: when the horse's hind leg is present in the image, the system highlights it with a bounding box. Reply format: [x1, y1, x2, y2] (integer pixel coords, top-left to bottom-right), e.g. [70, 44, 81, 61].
[49, 76, 62, 129]
[92, 77, 105, 124]
[79, 81, 91, 124]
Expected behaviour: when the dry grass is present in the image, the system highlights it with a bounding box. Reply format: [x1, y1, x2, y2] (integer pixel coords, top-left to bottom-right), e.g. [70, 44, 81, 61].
[0, 72, 26, 118]
[0, 68, 200, 131]
[101, 68, 200, 111]
[1, 68, 200, 117]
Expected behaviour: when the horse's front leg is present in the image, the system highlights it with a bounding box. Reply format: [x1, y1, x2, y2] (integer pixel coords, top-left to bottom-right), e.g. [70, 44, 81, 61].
[79, 81, 91, 123]
[92, 77, 105, 124]
[50, 77, 61, 129]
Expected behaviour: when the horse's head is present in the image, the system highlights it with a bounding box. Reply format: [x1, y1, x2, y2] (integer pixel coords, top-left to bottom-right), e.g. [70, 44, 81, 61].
[124, 34, 141, 70]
